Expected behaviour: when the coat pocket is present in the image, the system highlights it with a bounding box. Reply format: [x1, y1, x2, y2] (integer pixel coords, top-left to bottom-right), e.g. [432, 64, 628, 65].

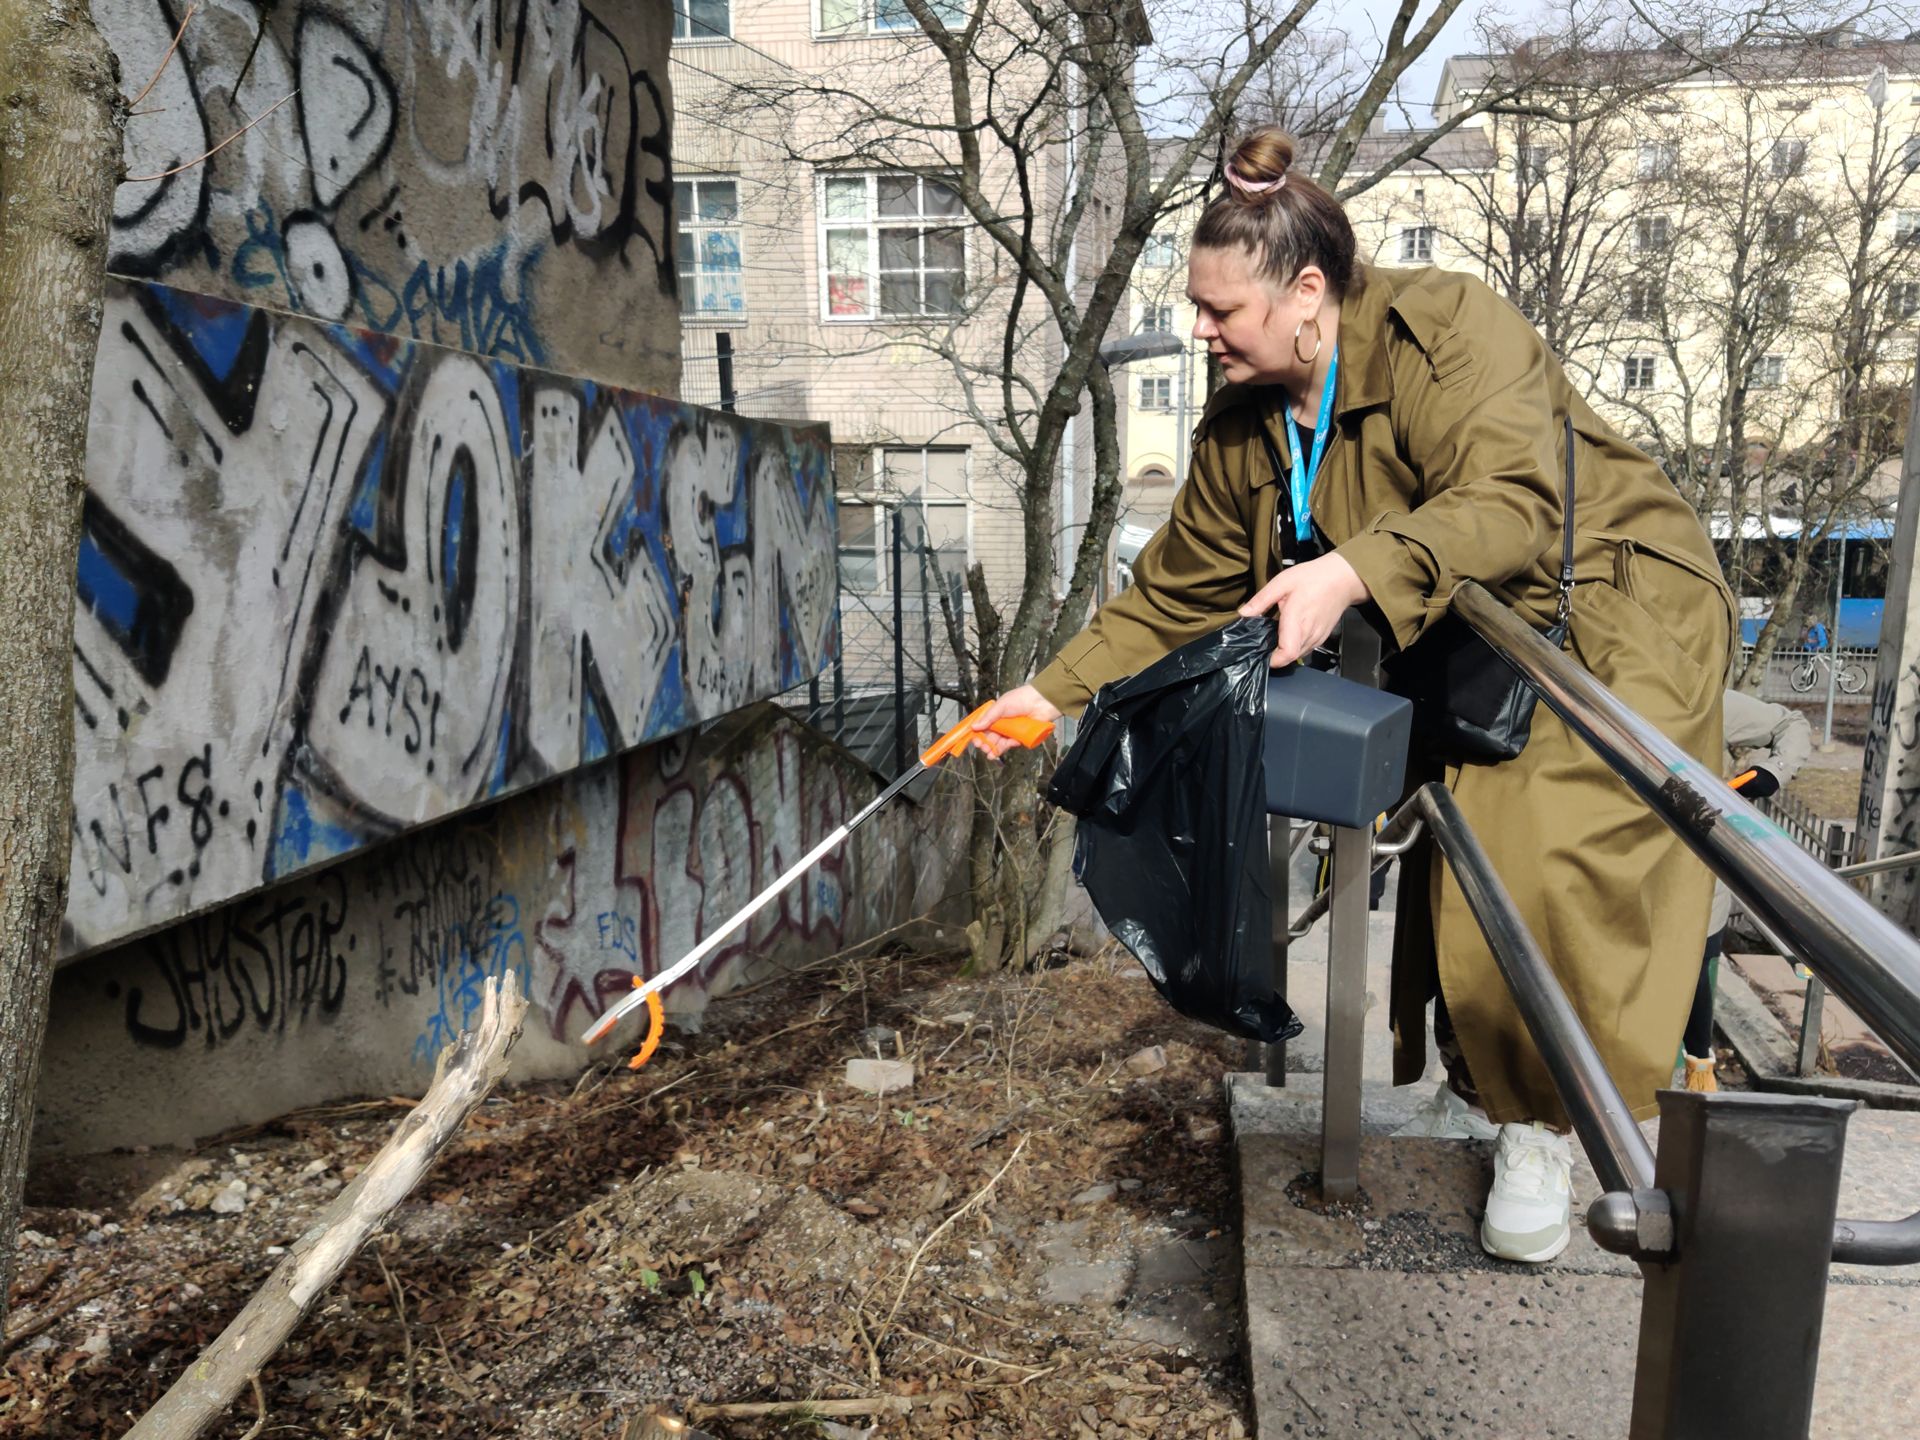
[1570, 579, 1711, 721]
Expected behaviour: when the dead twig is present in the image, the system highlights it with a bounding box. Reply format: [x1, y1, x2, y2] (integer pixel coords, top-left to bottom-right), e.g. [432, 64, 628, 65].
[374, 1251, 415, 1428]
[0, 1277, 114, 1357]
[236, 1374, 267, 1440]
[689, 1397, 911, 1421]
[123, 1, 195, 110]
[123, 976, 527, 1440]
[891, 1324, 1055, 1377]
[965, 1103, 1035, 1150]
[124, 90, 297, 182]
[866, 1137, 1027, 1378]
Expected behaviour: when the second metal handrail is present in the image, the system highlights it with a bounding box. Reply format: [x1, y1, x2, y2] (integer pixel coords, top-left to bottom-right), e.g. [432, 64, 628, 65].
[1452, 581, 1920, 1079]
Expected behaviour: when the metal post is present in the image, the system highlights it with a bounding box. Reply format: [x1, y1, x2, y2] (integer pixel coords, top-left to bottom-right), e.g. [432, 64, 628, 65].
[915, 502, 938, 745]
[1257, 814, 1291, 1082]
[1823, 535, 1843, 748]
[1857, 357, 1920, 925]
[1321, 609, 1383, 1200]
[1797, 824, 1845, 1076]
[892, 508, 906, 778]
[1628, 1091, 1854, 1440]
[716, 331, 736, 412]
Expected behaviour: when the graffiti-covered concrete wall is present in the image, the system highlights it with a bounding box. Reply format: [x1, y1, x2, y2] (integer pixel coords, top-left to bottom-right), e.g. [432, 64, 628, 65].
[38, 704, 966, 1155]
[68, 280, 836, 954]
[96, 0, 675, 389]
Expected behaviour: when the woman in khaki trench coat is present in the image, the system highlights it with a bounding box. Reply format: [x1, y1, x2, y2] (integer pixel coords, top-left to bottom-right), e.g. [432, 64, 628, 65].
[977, 128, 1734, 1264]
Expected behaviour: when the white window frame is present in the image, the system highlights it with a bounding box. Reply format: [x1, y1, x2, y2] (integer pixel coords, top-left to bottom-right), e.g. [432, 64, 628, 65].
[1624, 355, 1658, 391]
[815, 0, 963, 37]
[1770, 138, 1808, 179]
[673, 0, 731, 43]
[865, 447, 970, 598]
[1137, 303, 1175, 334]
[1141, 234, 1179, 268]
[1890, 281, 1920, 320]
[1138, 376, 1172, 410]
[1764, 212, 1800, 247]
[1399, 225, 1434, 263]
[676, 175, 744, 320]
[1747, 354, 1785, 388]
[1636, 141, 1676, 180]
[1634, 214, 1671, 254]
[1516, 144, 1550, 181]
[817, 172, 967, 323]
[1895, 209, 1920, 244]
[1904, 135, 1920, 174]
[1625, 277, 1664, 322]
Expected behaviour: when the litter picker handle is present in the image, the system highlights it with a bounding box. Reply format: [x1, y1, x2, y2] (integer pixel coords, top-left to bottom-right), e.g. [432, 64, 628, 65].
[1730, 768, 1758, 791]
[921, 701, 1056, 765]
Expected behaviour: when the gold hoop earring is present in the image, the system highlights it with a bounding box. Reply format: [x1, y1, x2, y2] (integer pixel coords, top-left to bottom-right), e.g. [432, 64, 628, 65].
[1294, 316, 1322, 364]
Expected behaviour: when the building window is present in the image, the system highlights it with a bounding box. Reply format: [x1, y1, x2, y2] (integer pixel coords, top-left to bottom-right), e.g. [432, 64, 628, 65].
[1138, 304, 1175, 334]
[1761, 281, 1793, 320]
[1623, 355, 1657, 390]
[1400, 226, 1434, 262]
[1905, 136, 1920, 174]
[1139, 376, 1171, 409]
[676, 178, 743, 317]
[1636, 142, 1676, 180]
[1518, 214, 1546, 253]
[1141, 234, 1179, 267]
[1634, 215, 1671, 253]
[838, 503, 882, 591]
[1896, 210, 1920, 244]
[819, 0, 962, 34]
[1135, 464, 1173, 485]
[1891, 282, 1920, 320]
[1747, 354, 1785, 388]
[674, 0, 730, 41]
[1763, 212, 1800, 247]
[1625, 278, 1664, 322]
[1770, 139, 1808, 178]
[1516, 144, 1550, 181]
[821, 173, 964, 319]
[885, 447, 969, 589]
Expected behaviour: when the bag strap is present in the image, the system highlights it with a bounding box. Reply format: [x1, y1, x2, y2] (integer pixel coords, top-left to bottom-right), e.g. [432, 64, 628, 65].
[1557, 414, 1577, 626]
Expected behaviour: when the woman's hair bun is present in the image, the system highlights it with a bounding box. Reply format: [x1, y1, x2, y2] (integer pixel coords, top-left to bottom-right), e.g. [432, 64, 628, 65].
[1227, 127, 1294, 190]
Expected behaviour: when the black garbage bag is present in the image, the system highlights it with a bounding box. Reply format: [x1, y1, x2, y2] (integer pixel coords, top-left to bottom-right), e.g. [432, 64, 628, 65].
[1045, 616, 1302, 1044]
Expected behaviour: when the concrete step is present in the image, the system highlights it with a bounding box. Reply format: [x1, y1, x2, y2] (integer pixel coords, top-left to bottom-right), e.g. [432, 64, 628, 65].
[1230, 1073, 1920, 1438]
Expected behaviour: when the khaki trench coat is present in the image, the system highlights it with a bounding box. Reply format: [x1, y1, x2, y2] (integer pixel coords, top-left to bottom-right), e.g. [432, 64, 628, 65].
[1033, 264, 1735, 1126]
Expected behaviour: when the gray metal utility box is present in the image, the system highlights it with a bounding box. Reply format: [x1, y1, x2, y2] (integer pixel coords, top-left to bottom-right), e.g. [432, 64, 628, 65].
[1264, 667, 1413, 829]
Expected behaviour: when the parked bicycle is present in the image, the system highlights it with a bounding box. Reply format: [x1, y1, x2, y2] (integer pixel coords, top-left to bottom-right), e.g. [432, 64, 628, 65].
[1789, 651, 1868, 695]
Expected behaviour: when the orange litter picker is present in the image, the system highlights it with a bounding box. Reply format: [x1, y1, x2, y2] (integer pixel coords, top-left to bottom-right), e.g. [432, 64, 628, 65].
[580, 701, 1055, 1065]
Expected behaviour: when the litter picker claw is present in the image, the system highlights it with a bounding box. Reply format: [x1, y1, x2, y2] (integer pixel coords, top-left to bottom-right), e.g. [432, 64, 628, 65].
[580, 701, 1055, 1056]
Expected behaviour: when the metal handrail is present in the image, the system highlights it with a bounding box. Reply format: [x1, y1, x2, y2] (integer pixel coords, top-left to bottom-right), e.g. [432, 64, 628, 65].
[1835, 850, 1920, 881]
[1411, 783, 1657, 1195]
[1287, 806, 1424, 939]
[1451, 581, 1920, 1266]
[1453, 581, 1920, 1079]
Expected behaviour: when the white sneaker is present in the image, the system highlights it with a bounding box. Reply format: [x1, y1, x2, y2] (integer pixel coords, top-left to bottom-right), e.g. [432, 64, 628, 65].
[1393, 1082, 1500, 1142]
[1480, 1122, 1573, 1263]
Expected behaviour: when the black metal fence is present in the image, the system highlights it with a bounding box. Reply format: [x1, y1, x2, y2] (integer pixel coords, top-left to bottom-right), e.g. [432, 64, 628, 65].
[779, 501, 966, 780]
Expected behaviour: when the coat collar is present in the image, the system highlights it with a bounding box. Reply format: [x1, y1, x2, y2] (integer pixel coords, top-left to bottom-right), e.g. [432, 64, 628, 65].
[1331, 263, 1396, 418]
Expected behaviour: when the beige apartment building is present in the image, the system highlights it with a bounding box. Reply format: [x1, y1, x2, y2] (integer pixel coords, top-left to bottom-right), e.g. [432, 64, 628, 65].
[666, 0, 1118, 718]
[1124, 37, 1920, 573]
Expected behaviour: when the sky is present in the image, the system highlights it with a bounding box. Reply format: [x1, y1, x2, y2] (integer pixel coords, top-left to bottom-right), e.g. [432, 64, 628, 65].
[1146, 0, 1530, 128]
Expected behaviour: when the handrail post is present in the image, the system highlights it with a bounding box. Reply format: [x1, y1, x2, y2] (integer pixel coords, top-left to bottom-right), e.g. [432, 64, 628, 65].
[1629, 1091, 1854, 1440]
[1320, 609, 1384, 1200]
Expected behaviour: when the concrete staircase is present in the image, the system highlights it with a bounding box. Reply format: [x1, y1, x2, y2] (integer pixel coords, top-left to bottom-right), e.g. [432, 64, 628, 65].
[1237, 849, 1920, 1438]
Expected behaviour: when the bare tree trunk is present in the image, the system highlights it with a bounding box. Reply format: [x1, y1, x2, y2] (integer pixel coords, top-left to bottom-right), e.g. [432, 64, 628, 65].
[0, 0, 122, 1334]
[125, 976, 528, 1440]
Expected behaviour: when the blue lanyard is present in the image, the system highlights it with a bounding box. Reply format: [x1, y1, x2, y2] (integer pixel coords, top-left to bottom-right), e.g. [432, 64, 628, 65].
[1281, 346, 1339, 544]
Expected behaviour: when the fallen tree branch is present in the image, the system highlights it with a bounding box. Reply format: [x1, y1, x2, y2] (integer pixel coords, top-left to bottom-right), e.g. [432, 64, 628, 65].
[123, 976, 528, 1440]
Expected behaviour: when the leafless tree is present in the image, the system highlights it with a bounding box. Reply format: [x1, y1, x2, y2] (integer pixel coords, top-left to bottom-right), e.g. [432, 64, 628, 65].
[0, 0, 123, 1331]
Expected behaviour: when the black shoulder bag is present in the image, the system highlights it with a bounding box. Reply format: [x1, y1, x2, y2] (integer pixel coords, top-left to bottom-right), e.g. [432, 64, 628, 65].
[1376, 415, 1578, 764]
